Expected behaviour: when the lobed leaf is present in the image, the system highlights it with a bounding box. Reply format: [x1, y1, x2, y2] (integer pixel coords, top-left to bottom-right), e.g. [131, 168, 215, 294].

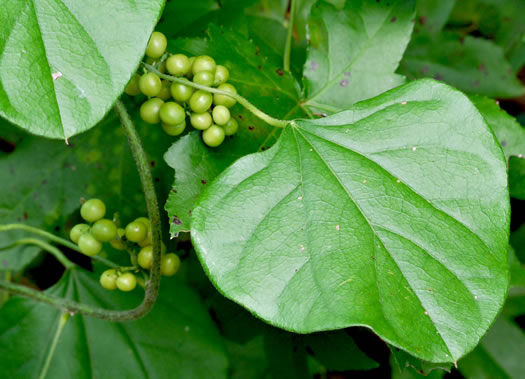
[191, 79, 510, 362]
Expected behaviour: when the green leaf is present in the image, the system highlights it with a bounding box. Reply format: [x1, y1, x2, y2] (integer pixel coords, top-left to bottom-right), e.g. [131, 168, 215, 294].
[510, 224, 525, 263]
[0, 0, 164, 139]
[413, 0, 455, 35]
[509, 246, 525, 288]
[400, 33, 525, 98]
[165, 26, 305, 236]
[458, 316, 525, 379]
[390, 347, 450, 377]
[191, 79, 509, 362]
[509, 156, 525, 200]
[302, 0, 415, 114]
[0, 269, 228, 378]
[0, 109, 173, 271]
[470, 95, 525, 160]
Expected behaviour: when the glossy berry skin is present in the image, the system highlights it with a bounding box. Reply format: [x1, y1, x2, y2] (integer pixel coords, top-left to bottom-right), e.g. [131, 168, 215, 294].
[100, 269, 118, 290]
[192, 56, 216, 75]
[78, 233, 102, 256]
[213, 83, 237, 108]
[212, 105, 231, 126]
[110, 228, 126, 250]
[193, 71, 214, 87]
[166, 54, 191, 76]
[116, 272, 137, 292]
[138, 226, 152, 247]
[135, 217, 151, 228]
[157, 80, 172, 101]
[80, 199, 106, 222]
[223, 118, 239, 136]
[139, 73, 162, 97]
[70, 224, 90, 244]
[171, 83, 193, 102]
[91, 219, 118, 242]
[186, 57, 195, 78]
[140, 98, 164, 124]
[214, 65, 229, 86]
[145, 31, 167, 59]
[138, 245, 153, 269]
[159, 102, 185, 125]
[190, 112, 212, 130]
[125, 74, 141, 96]
[125, 221, 147, 243]
[162, 122, 185, 136]
[189, 90, 213, 113]
[161, 253, 181, 276]
[202, 125, 225, 147]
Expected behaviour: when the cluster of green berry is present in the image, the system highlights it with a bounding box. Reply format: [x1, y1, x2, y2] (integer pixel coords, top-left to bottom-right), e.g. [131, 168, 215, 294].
[69, 198, 180, 292]
[125, 31, 239, 147]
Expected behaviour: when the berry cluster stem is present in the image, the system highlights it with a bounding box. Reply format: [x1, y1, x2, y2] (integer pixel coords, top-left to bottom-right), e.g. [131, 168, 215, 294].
[143, 63, 289, 129]
[0, 100, 162, 322]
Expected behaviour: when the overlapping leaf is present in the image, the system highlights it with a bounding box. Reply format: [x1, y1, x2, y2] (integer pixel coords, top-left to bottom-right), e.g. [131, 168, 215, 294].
[302, 0, 415, 114]
[0, 269, 228, 378]
[0, 0, 164, 139]
[191, 80, 509, 362]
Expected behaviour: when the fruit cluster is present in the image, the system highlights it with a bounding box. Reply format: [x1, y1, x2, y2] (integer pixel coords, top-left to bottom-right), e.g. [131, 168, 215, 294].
[125, 31, 239, 147]
[70, 198, 180, 292]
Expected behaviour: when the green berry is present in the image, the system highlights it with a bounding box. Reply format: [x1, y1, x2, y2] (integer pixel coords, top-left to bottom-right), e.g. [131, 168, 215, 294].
[110, 228, 126, 250]
[166, 54, 191, 76]
[171, 83, 193, 102]
[138, 227, 152, 247]
[212, 105, 231, 126]
[140, 98, 164, 124]
[159, 102, 185, 125]
[80, 199, 106, 222]
[135, 217, 151, 228]
[190, 112, 212, 130]
[145, 31, 167, 59]
[116, 272, 137, 292]
[202, 125, 225, 147]
[213, 83, 237, 108]
[78, 233, 102, 256]
[125, 74, 141, 96]
[92, 219, 118, 242]
[161, 253, 181, 276]
[138, 246, 153, 269]
[139, 73, 162, 97]
[157, 80, 172, 100]
[193, 71, 214, 86]
[223, 118, 239, 136]
[100, 269, 118, 290]
[192, 56, 216, 75]
[162, 122, 186, 136]
[186, 57, 196, 78]
[70, 224, 90, 244]
[125, 221, 147, 243]
[213, 65, 229, 86]
[189, 90, 213, 113]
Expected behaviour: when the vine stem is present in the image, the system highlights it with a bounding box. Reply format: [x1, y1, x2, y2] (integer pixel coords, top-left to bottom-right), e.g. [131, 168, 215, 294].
[283, 0, 297, 72]
[1, 238, 74, 270]
[144, 63, 289, 129]
[38, 311, 70, 379]
[0, 100, 162, 321]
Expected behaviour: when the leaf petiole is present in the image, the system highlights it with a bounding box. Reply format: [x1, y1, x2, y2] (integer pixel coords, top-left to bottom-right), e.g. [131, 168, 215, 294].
[283, 0, 298, 72]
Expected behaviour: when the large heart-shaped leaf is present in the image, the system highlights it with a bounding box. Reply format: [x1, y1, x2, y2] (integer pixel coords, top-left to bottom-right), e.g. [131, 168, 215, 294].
[0, 269, 228, 378]
[191, 79, 509, 362]
[302, 0, 415, 114]
[0, 0, 164, 139]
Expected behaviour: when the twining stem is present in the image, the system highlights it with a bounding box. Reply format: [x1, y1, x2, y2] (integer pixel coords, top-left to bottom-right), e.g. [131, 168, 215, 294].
[0, 224, 119, 269]
[0, 100, 162, 321]
[38, 311, 70, 379]
[0, 238, 74, 270]
[144, 63, 289, 129]
[284, 0, 298, 72]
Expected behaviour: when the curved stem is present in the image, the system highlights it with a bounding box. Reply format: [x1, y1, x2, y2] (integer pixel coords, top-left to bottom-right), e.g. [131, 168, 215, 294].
[1, 238, 74, 270]
[144, 63, 289, 129]
[284, 0, 297, 72]
[0, 100, 162, 322]
[38, 311, 70, 379]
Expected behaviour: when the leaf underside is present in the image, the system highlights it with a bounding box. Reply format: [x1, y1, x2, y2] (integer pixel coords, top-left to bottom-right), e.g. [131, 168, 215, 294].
[191, 79, 509, 363]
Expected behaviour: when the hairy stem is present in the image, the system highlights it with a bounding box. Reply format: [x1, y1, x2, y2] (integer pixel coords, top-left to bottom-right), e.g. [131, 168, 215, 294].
[0, 100, 162, 321]
[144, 63, 289, 129]
[38, 311, 70, 379]
[0, 238, 74, 269]
[284, 0, 297, 72]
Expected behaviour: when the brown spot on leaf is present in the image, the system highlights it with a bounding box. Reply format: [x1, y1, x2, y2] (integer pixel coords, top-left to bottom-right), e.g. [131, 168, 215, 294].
[276, 68, 284, 76]
[248, 126, 255, 130]
[340, 79, 349, 87]
[390, 17, 397, 23]
[172, 216, 182, 225]
[201, 179, 207, 184]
